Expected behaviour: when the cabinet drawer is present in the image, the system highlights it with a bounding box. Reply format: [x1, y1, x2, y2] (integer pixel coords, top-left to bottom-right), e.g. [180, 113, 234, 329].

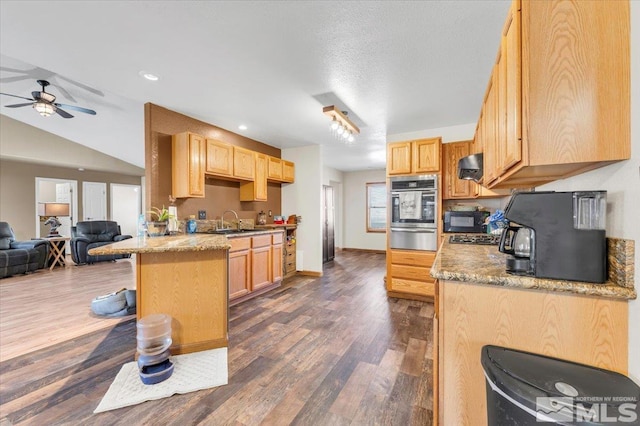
[252, 235, 272, 248]
[390, 277, 435, 297]
[272, 232, 284, 245]
[391, 264, 432, 282]
[285, 261, 296, 273]
[391, 250, 436, 267]
[229, 237, 251, 252]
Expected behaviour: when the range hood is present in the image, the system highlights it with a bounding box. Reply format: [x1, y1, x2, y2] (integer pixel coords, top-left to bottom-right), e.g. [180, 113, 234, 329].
[457, 153, 483, 182]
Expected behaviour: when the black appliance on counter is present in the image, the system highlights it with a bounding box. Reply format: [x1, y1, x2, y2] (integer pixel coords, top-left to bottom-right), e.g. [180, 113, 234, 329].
[498, 191, 607, 283]
[444, 211, 490, 234]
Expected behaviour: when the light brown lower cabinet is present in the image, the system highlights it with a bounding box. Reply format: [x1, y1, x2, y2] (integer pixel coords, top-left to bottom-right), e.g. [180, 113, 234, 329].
[437, 280, 629, 425]
[251, 234, 272, 291]
[229, 233, 283, 304]
[271, 232, 283, 282]
[386, 249, 436, 300]
[229, 238, 251, 300]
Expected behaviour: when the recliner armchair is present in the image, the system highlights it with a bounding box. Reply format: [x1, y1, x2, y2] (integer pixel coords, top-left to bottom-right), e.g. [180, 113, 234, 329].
[70, 221, 132, 265]
[0, 221, 49, 278]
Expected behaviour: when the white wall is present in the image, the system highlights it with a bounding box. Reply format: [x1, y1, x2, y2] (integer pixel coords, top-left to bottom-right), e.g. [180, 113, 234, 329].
[282, 145, 323, 273]
[323, 166, 344, 248]
[343, 169, 388, 251]
[539, 2, 640, 383]
[387, 122, 476, 144]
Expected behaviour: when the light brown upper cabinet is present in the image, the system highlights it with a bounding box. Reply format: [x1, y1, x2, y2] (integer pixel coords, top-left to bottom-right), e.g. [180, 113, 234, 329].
[442, 141, 474, 200]
[233, 146, 255, 181]
[267, 156, 283, 181]
[206, 139, 234, 177]
[387, 138, 441, 176]
[267, 157, 295, 183]
[478, 0, 630, 189]
[172, 132, 205, 198]
[281, 160, 295, 183]
[240, 153, 268, 201]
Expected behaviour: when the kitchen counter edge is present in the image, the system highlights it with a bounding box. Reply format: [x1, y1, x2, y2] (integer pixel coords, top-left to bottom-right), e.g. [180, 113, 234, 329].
[88, 229, 284, 255]
[430, 239, 636, 301]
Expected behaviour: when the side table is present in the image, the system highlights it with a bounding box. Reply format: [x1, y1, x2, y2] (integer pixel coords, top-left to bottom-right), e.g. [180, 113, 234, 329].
[45, 236, 71, 270]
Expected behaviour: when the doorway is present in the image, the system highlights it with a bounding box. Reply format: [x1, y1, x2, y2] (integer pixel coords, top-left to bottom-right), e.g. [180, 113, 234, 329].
[83, 181, 107, 221]
[110, 183, 141, 237]
[323, 185, 335, 263]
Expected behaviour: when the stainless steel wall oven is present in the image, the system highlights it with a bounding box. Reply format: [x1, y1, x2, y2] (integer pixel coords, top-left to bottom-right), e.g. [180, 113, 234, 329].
[389, 175, 438, 251]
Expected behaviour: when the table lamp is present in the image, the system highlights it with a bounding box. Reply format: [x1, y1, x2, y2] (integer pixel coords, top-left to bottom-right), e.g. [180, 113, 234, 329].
[38, 202, 70, 237]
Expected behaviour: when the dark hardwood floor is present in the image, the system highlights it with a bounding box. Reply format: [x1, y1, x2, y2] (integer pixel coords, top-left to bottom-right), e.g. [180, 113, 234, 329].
[0, 250, 434, 425]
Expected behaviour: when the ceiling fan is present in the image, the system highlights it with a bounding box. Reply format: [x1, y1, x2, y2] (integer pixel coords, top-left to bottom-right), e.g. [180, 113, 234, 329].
[0, 80, 96, 118]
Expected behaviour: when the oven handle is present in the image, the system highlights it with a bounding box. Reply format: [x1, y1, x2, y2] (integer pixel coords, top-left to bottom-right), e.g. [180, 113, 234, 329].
[391, 191, 437, 195]
[390, 228, 436, 233]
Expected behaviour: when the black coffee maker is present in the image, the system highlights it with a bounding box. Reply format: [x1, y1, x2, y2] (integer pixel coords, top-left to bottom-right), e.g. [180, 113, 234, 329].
[498, 191, 607, 283]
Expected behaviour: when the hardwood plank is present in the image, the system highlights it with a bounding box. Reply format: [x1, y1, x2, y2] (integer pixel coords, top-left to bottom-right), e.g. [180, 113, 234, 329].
[329, 361, 377, 420]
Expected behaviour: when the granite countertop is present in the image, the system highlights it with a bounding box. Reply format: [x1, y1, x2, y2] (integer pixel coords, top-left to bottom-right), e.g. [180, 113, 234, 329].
[88, 229, 283, 255]
[430, 238, 636, 300]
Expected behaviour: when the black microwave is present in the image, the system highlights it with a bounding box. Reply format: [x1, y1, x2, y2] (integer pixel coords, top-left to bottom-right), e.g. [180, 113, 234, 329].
[444, 211, 490, 233]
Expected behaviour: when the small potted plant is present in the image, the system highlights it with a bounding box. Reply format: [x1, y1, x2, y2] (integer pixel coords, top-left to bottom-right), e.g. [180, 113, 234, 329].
[146, 206, 172, 237]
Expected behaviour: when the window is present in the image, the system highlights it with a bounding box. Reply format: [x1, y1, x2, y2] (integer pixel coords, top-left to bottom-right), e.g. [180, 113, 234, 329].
[367, 182, 387, 233]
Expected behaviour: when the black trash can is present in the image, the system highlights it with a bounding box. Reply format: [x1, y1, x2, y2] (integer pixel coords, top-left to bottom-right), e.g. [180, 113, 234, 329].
[481, 345, 640, 425]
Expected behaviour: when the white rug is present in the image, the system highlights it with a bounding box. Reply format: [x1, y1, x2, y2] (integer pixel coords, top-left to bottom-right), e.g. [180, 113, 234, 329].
[94, 347, 228, 413]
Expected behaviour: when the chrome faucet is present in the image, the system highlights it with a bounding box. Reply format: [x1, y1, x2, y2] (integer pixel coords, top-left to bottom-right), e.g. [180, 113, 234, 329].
[221, 209, 239, 230]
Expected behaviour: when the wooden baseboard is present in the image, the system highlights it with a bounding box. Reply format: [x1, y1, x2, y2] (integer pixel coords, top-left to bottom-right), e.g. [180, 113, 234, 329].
[298, 270, 323, 277]
[341, 248, 386, 254]
[387, 290, 434, 303]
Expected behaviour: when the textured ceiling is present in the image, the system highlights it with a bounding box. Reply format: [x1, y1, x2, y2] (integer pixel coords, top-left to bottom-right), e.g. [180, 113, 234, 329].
[0, 1, 510, 172]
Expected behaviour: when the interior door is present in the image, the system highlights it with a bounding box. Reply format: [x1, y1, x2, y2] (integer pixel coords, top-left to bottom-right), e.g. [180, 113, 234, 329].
[83, 182, 107, 221]
[323, 185, 335, 263]
[110, 183, 141, 237]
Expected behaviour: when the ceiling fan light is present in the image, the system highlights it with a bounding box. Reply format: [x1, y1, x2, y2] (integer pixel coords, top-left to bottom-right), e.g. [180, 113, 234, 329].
[34, 102, 54, 117]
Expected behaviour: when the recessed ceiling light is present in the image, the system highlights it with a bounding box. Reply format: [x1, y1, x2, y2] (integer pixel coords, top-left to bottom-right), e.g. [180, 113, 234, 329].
[238, 125, 248, 130]
[139, 70, 159, 81]
[78, 168, 85, 171]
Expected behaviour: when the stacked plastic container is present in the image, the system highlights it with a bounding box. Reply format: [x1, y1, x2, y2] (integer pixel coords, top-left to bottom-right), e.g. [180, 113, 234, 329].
[136, 314, 174, 384]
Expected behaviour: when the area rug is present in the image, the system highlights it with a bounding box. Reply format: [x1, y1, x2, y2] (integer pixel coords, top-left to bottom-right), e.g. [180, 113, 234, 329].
[94, 347, 228, 413]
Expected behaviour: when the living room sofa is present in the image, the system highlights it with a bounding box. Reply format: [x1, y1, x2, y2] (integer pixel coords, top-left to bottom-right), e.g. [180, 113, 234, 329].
[70, 221, 133, 265]
[0, 222, 49, 278]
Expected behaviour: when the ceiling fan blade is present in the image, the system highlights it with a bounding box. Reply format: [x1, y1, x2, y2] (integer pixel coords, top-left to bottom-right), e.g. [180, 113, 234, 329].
[55, 103, 96, 115]
[4, 102, 34, 108]
[0, 92, 34, 101]
[55, 107, 74, 119]
[0, 75, 33, 83]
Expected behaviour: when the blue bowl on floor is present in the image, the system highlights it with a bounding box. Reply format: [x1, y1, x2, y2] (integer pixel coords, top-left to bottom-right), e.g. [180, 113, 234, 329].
[139, 359, 174, 385]
[137, 348, 171, 369]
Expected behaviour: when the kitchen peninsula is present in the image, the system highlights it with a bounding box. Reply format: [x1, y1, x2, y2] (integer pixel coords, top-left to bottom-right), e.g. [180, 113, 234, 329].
[431, 237, 636, 425]
[90, 233, 232, 356]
